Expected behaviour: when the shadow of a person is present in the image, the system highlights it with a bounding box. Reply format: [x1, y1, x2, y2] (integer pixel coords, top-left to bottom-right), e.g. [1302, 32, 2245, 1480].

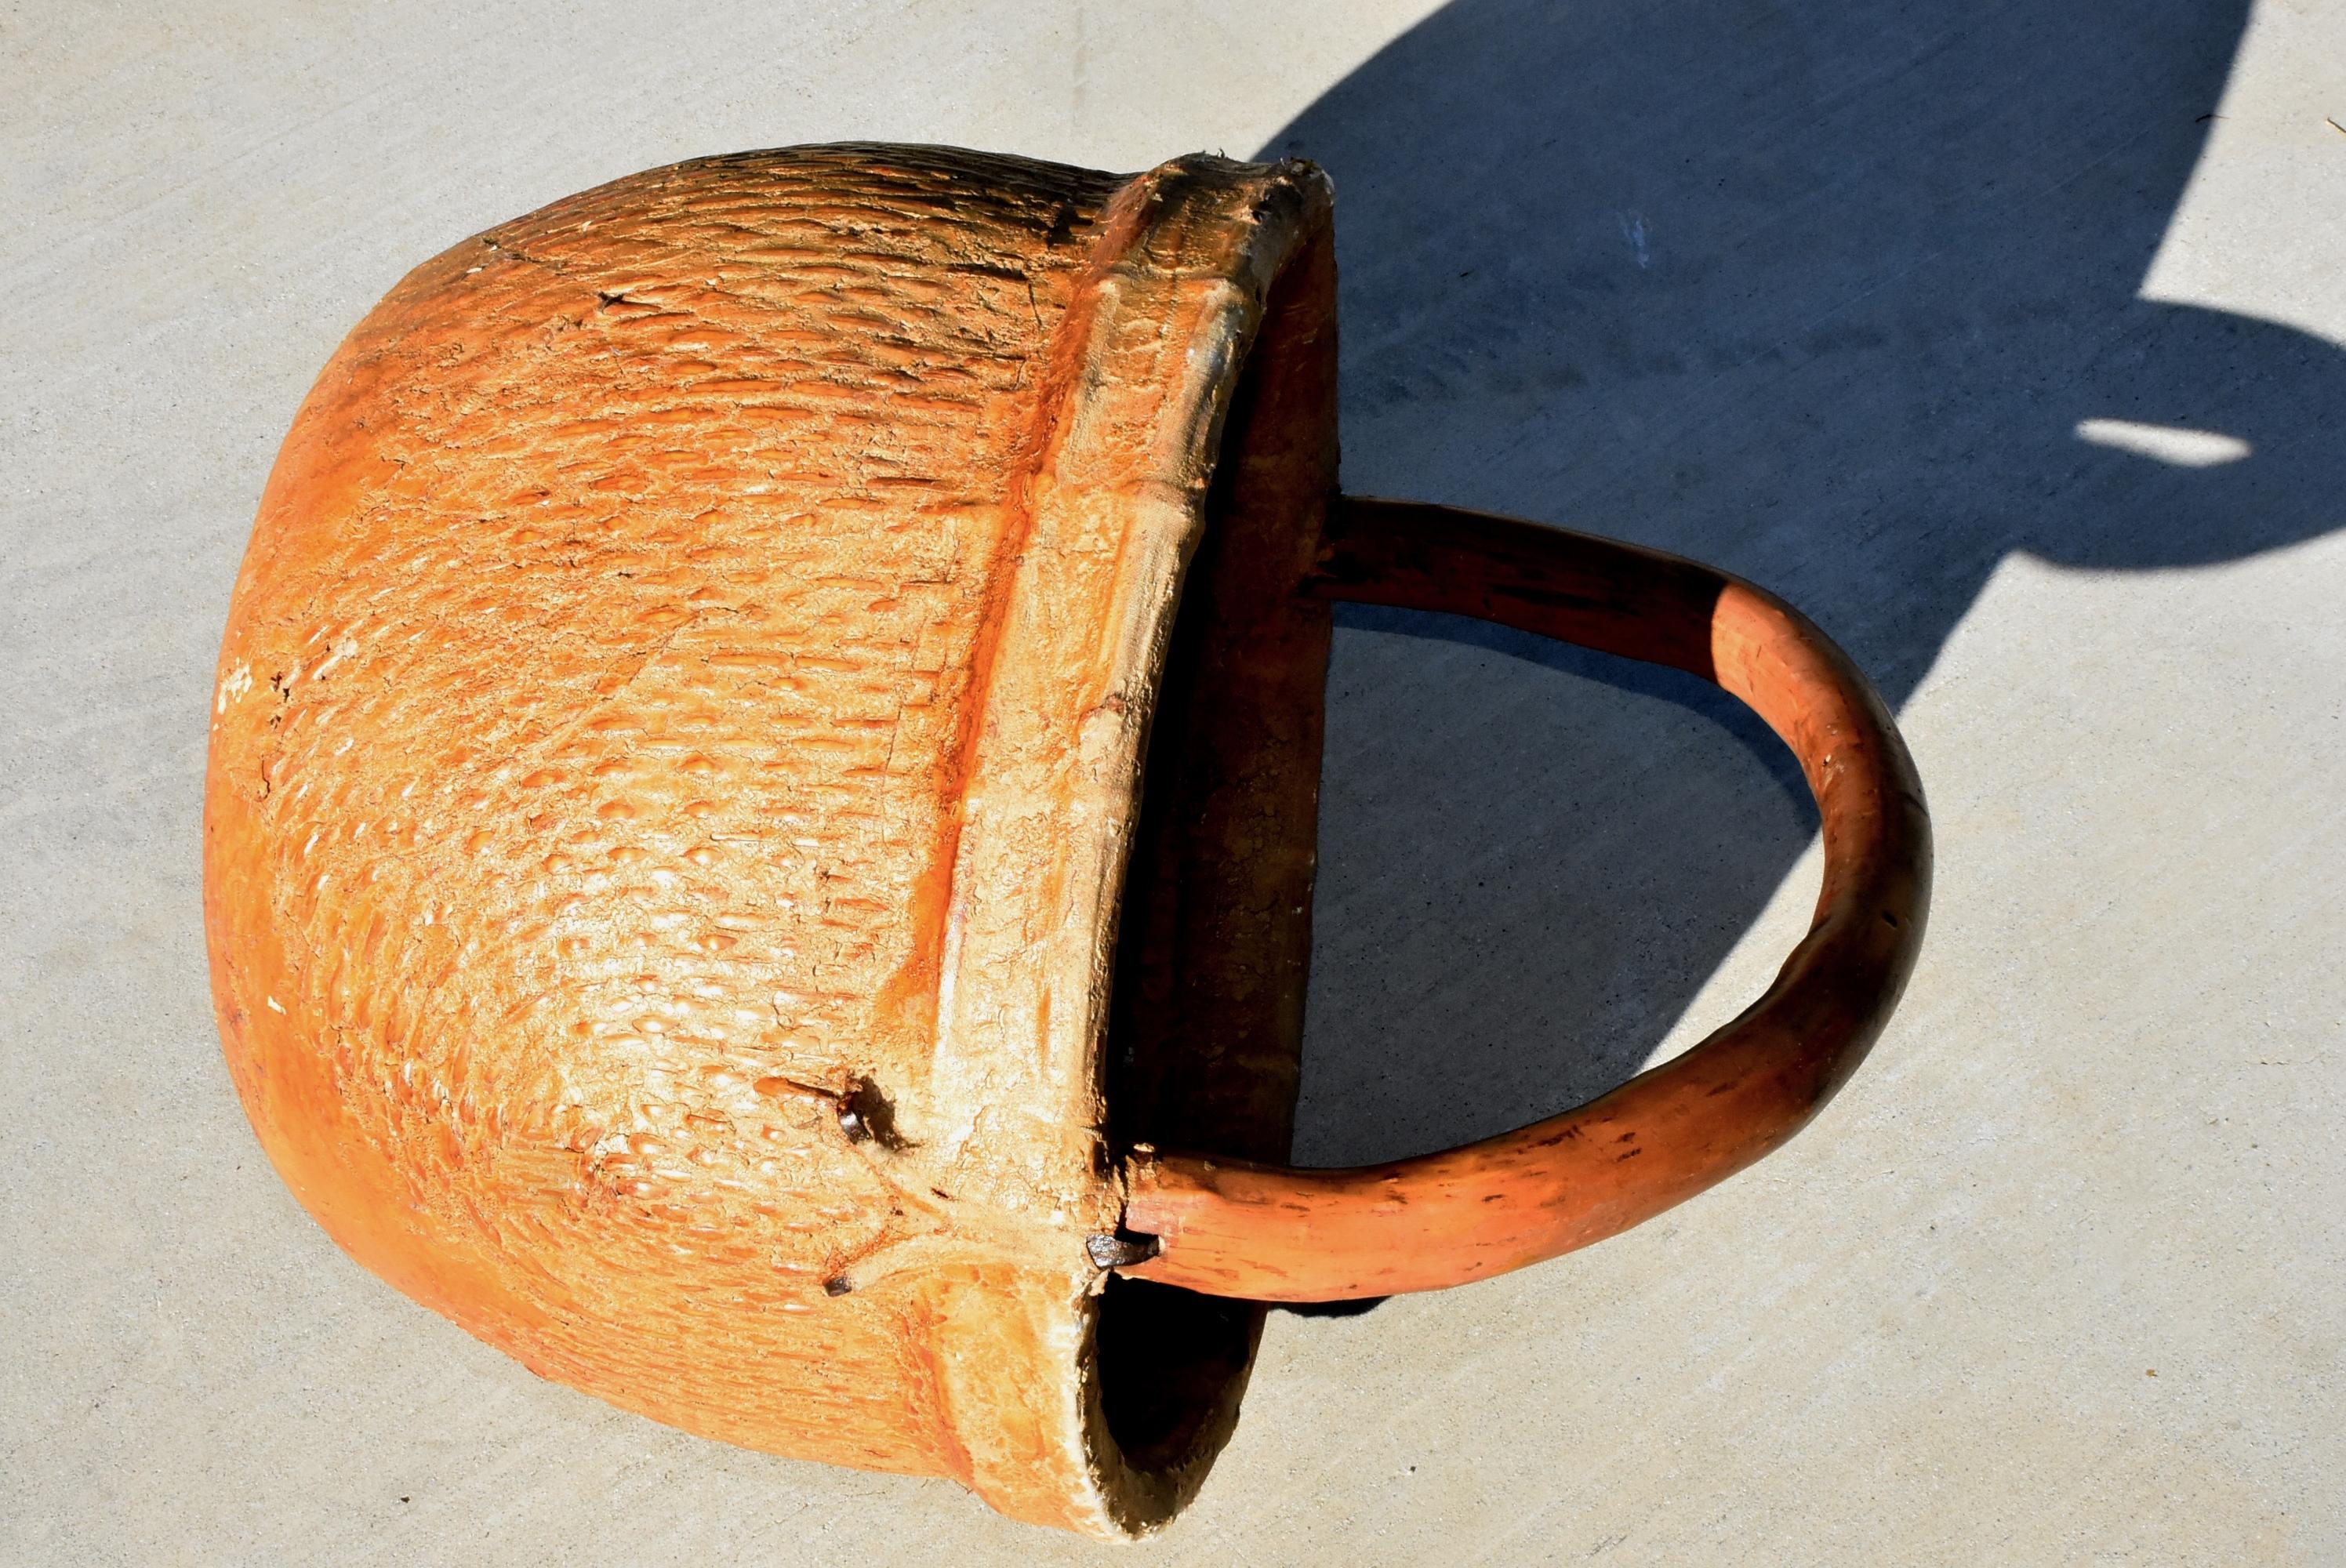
[1274, 0, 2342, 1169]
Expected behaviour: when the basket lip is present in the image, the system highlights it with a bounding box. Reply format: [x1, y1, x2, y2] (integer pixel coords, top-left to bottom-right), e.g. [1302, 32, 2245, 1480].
[918, 148, 1334, 1193]
[905, 149, 1333, 1537]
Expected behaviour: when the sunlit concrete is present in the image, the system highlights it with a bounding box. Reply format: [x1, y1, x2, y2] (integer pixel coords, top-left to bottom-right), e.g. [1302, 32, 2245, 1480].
[5, 2, 2340, 1563]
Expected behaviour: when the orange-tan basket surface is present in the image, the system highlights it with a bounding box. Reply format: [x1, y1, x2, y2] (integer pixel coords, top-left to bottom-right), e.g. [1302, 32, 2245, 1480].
[205, 145, 1339, 1536]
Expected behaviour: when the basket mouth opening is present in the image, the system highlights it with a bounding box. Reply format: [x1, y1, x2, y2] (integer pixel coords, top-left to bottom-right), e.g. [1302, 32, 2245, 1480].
[1084, 209, 1338, 1523]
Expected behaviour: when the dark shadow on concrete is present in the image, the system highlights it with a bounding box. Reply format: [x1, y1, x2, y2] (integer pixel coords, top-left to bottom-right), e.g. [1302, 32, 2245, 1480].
[1273, 0, 2343, 1171]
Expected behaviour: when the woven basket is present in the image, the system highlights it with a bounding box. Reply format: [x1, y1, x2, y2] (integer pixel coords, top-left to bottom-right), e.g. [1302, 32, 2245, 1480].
[205, 144, 1928, 1537]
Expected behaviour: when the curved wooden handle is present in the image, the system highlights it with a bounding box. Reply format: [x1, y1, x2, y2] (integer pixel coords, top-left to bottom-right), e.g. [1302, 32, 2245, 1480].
[1114, 496, 1930, 1301]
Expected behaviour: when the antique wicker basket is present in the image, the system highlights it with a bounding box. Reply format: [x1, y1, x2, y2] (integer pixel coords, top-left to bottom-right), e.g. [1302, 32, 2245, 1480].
[205, 145, 1927, 1537]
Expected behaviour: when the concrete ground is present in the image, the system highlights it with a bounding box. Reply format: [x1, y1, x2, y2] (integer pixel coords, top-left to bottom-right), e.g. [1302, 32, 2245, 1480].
[5, 1, 2341, 1562]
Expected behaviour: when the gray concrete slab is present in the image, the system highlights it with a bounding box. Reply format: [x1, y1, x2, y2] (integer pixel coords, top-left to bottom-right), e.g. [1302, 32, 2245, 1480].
[5, 1, 2341, 1562]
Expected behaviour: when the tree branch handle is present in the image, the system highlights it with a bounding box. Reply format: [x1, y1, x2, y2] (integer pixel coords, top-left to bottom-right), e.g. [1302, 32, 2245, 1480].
[1116, 496, 1930, 1301]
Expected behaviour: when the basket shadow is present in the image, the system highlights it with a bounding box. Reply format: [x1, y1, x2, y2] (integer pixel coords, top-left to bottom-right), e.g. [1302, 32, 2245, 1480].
[1270, 0, 2344, 1193]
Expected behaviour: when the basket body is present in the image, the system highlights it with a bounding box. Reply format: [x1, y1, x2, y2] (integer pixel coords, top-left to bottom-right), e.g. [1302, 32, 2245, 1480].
[203, 144, 1336, 1537]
